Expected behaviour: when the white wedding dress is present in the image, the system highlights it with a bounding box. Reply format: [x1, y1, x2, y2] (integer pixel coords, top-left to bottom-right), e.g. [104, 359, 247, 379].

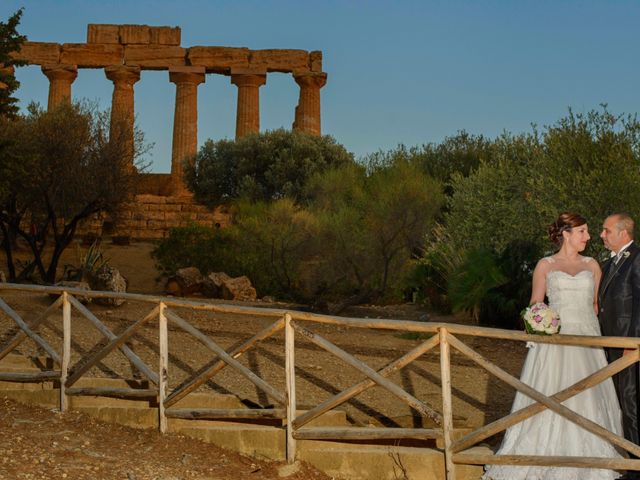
[483, 257, 624, 480]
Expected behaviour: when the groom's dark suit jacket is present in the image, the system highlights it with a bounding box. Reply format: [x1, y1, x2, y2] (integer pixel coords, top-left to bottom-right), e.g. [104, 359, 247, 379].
[599, 241, 640, 446]
[600, 242, 640, 339]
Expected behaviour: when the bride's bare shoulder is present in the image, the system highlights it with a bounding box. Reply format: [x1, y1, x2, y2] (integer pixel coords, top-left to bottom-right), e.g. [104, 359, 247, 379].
[534, 257, 555, 274]
[580, 256, 601, 273]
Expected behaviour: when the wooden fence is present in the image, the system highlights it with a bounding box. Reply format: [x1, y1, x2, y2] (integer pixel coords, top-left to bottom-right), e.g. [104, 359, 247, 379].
[1, 282, 639, 480]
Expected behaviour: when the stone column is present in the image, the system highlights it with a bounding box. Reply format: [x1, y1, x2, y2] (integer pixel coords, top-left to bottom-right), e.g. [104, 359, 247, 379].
[41, 64, 78, 110]
[292, 72, 327, 136]
[169, 66, 205, 196]
[230, 70, 267, 139]
[105, 66, 141, 170]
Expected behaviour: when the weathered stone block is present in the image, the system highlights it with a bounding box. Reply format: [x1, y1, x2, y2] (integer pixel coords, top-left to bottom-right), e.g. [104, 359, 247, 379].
[60, 43, 123, 67]
[55, 281, 92, 304]
[166, 195, 193, 205]
[201, 272, 231, 298]
[124, 45, 186, 69]
[119, 25, 150, 45]
[149, 26, 181, 46]
[117, 218, 147, 233]
[162, 204, 183, 212]
[221, 275, 257, 301]
[147, 204, 167, 212]
[136, 194, 167, 204]
[146, 211, 165, 221]
[91, 266, 127, 306]
[187, 46, 249, 73]
[166, 267, 204, 296]
[87, 24, 120, 44]
[190, 205, 209, 213]
[249, 49, 310, 73]
[148, 220, 166, 228]
[310, 51, 323, 72]
[134, 229, 156, 239]
[14, 42, 61, 65]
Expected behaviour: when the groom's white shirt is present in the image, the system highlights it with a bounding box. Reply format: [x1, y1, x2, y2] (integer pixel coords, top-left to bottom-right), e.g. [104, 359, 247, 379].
[611, 240, 634, 259]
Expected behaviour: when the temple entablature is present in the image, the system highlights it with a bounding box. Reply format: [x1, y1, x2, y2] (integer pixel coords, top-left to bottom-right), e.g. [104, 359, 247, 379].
[15, 24, 323, 74]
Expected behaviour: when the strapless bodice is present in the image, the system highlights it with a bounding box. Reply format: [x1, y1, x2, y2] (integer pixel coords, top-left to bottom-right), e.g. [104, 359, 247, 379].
[546, 269, 600, 335]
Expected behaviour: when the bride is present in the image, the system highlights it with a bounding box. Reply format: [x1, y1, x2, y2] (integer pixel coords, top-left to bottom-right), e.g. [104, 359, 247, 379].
[483, 212, 623, 480]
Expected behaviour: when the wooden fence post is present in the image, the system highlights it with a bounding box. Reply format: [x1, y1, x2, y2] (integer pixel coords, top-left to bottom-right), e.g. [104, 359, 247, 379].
[158, 302, 168, 433]
[285, 313, 296, 463]
[440, 328, 456, 480]
[60, 292, 71, 412]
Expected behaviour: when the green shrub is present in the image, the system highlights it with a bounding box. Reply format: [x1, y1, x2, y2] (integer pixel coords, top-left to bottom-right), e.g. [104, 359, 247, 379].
[151, 224, 237, 277]
[231, 198, 320, 299]
[478, 240, 542, 329]
[63, 240, 109, 282]
[426, 106, 640, 328]
[185, 129, 353, 205]
[307, 160, 444, 304]
[448, 248, 507, 323]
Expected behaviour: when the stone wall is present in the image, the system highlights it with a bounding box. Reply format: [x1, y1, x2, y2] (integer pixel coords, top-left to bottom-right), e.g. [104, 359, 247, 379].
[77, 194, 230, 241]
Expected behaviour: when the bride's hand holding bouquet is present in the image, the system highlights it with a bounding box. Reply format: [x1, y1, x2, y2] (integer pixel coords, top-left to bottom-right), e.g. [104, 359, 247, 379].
[521, 302, 561, 335]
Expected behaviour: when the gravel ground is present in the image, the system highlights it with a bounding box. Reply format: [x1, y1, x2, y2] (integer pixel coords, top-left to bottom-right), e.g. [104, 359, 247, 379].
[0, 396, 331, 480]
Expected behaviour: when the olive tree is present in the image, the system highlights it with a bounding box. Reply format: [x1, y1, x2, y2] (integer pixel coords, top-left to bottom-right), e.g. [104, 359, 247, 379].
[0, 102, 148, 283]
[308, 160, 444, 308]
[185, 128, 353, 204]
[426, 107, 640, 327]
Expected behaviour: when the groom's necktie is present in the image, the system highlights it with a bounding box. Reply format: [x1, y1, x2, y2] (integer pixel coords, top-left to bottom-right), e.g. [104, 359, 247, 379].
[603, 258, 617, 287]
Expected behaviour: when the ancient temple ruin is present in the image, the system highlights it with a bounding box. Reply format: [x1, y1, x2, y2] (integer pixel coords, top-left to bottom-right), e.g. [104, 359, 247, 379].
[8, 24, 328, 239]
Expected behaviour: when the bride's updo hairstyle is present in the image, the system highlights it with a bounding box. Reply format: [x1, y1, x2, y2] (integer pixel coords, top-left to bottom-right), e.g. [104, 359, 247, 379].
[548, 212, 587, 248]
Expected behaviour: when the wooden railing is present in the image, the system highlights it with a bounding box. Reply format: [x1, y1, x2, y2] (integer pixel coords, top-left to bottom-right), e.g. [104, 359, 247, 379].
[1, 282, 639, 480]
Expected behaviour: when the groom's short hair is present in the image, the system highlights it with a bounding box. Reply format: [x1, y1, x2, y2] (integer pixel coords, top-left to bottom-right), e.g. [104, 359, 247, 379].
[611, 212, 635, 239]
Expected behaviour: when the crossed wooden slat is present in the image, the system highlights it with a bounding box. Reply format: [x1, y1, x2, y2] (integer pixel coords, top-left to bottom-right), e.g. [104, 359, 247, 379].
[0, 294, 158, 386]
[163, 309, 286, 407]
[291, 321, 442, 425]
[446, 332, 640, 472]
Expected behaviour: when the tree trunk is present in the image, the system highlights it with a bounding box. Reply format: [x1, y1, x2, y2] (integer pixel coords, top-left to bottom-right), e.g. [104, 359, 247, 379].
[0, 222, 16, 280]
[45, 223, 77, 284]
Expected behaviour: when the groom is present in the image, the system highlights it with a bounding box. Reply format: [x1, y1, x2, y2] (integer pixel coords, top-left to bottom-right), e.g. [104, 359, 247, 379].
[599, 212, 640, 478]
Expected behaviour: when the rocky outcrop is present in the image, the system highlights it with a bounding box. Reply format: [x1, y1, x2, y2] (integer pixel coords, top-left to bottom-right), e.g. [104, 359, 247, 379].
[201, 272, 231, 298]
[91, 265, 128, 306]
[55, 280, 92, 304]
[165, 267, 204, 296]
[220, 275, 257, 302]
[165, 268, 257, 301]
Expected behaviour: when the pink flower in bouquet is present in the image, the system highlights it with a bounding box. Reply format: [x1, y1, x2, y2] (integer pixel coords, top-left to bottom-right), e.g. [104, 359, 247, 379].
[521, 302, 561, 335]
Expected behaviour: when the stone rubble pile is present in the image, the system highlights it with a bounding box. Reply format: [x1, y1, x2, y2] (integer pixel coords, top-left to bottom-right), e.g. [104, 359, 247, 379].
[166, 267, 257, 301]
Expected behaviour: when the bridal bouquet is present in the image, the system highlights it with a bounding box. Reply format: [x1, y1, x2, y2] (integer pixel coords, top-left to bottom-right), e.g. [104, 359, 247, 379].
[521, 302, 561, 335]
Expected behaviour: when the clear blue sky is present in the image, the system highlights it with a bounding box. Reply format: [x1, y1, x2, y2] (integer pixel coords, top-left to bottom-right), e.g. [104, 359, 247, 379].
[3, 1, 640, 173]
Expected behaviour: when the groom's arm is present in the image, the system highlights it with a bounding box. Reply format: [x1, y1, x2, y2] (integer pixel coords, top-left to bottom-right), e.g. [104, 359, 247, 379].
[627, 255, 640, 339]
